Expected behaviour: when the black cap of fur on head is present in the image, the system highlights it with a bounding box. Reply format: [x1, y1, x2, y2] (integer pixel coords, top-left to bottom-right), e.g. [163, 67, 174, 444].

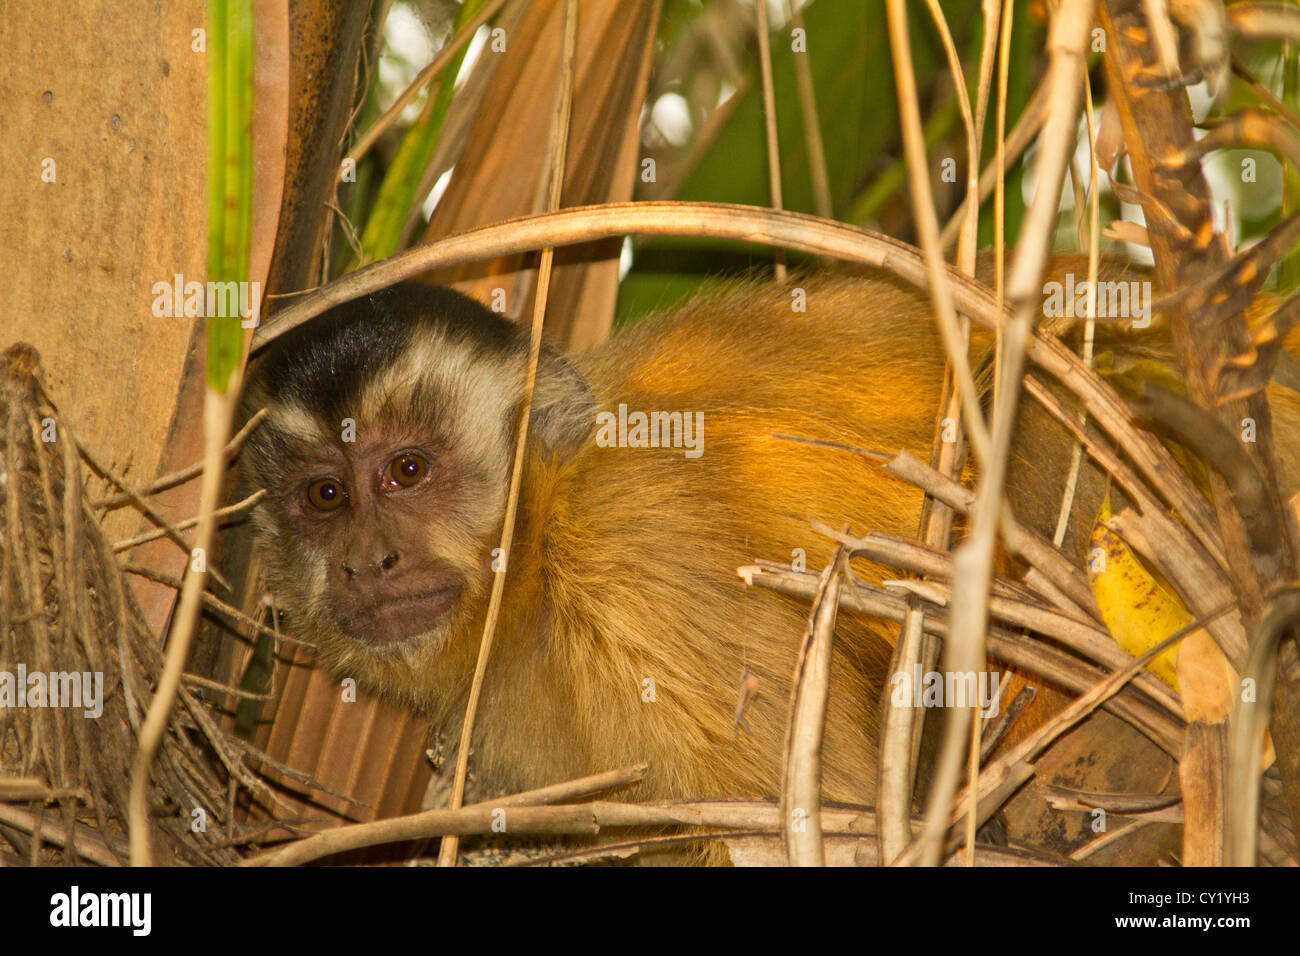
[251, 283, 523, 428]
[240, 281, 595, 516]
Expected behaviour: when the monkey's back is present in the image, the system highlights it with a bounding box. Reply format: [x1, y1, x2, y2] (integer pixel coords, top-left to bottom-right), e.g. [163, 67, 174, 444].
[518, 273, 948, 804]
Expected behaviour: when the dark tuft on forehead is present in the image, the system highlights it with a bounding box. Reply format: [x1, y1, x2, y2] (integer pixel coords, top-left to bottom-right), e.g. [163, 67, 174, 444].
[251, 282, 521, 425]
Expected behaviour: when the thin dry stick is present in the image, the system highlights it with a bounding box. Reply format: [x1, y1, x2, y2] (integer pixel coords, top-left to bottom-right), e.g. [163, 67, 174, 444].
[436, 0, 578, 868]
[781, 546, 848, 866]
[894, 609, 1220, 865]
[1231, 55, 1300, 130]
[122, 563, 312, 647]
[885, 0, 992, 470]
[924, 0, 980, 273]
[181, 672, 273, 701]
[880, 0, 1003, 867]
[754, 0, 787, 282]
[1141, 0, 1182, 80]
[980, 684, 1034, 760]
[248, 763, 648, 867]
[911, 0, 985, 561]
[251, 202, 1012, 349]
[93, 408, 266, 510]
[1227, 2, 1300, 43]
[324, 198, 365, 262]
[787, 0, 831, 219]
[1051, 75, 1101, 548]
[342, 0, 509, 170]
[1044, 785, 1180, 816]
[128, 386, 241, 865]
[870, 539, 1044, 605]
[914, 0, 1097, 868]
[993, 0, 1014, 311]
[922, 0, 987, 861]
[254, 795, 909, 868]
[1071, 817, 1161, 860]
[885, 0, 994, 866]
[0, 803, 121, 868]
[887, 39, 990, 832]
[112, 489, 265, 553]
[991, 0, 1016, 413]
[1066, 152, 1089, 244]
[0, 776, 60, 801]
[965, 685, 980, 865]
[884, 452, 1099, 618]
[877, 596, 925, 861]
[742, 563, 1185, 752]
[1226, 588, 1300, 866]
[73, 439, 231, 592]
[971, 0, 1003, 170]
[940, 77, 1048, 249]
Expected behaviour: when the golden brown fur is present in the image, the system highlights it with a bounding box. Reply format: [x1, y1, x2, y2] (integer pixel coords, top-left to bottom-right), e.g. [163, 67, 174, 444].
[243, 272, 951, 811]
[478, 274, 948, 802]
[241, 265, 1300, 853]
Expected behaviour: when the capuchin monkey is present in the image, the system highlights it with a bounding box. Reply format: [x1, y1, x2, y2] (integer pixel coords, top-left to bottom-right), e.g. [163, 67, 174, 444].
[239, 267, 1300, 856]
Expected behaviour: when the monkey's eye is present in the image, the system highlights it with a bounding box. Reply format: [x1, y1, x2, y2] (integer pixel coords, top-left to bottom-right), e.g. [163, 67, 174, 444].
[306, 478, 346, 511]
[385, 452, 429, 489]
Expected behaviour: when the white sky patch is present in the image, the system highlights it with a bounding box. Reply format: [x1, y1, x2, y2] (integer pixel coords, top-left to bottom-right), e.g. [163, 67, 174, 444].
[381, 4, 437, 123]
[1116, 155, 1155, 266]
[1186, 80, 1214, 124]
[651, 92, 693, 147]
[1060, 112, 1114, 213]
[738, 0, 791, 30]
[1019, 76, 1280, 257]
[457, 25, 490, 89]
[1019, 116, 1157, 263]
[619, 236, 635, 281]
[424, 166, 455, 219]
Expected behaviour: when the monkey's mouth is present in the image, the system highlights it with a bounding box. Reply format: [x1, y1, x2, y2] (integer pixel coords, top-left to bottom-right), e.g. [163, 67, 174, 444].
[336, 584, 462, 647]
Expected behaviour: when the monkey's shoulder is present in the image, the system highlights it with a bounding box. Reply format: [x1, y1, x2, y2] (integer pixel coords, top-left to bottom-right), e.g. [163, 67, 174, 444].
[580, 273, 947, 400]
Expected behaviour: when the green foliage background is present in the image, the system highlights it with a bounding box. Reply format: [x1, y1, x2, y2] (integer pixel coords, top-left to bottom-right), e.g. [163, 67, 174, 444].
[335, 0, 1297, 330]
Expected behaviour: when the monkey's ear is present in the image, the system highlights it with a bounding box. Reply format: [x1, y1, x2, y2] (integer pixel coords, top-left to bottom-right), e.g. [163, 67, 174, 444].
[530, 345, 595, 459]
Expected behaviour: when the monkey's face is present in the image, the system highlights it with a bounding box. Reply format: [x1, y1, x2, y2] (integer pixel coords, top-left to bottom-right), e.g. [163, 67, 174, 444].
[262, 427, 496, 653]
[240, 283, 592, 695]
[240, 285, 525, 684]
